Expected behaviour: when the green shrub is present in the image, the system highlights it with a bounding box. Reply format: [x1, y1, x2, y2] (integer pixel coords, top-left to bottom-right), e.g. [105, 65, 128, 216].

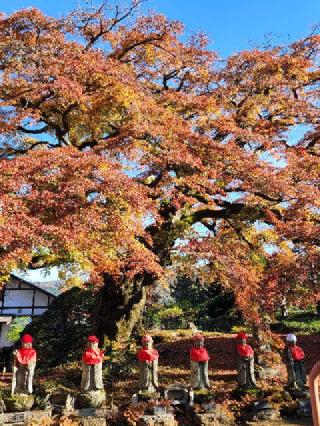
[157, 306, 184, 328]
[144, 276, 240, 331]
[22, 287, 97, 369]
[6, 316, 31, 343]
[272, 312, 320, 334]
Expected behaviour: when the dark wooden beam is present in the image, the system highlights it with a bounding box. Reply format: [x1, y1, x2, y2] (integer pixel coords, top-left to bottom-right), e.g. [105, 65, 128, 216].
[31, 289, 36, 316]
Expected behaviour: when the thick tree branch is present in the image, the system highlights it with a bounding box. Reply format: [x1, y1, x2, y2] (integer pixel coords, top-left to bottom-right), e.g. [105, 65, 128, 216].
[17, 125, 49, 134]
[225, 218, 255, 249]
[114, 32, 167, 60]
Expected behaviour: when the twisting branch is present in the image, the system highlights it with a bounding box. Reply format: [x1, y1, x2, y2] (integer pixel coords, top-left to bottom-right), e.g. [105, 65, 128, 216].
[114, 32, 168, 61]
[83, 0, 146, 51]
[225, 218, 255, 249]
[0, 141, 58, 158]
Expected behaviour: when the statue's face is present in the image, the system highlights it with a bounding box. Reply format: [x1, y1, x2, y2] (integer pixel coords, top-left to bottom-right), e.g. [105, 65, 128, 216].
[22, 342, 32, 349]
[241, 338, 246, 345]
[142, 340, 153, 350]
[194, 339, 204, 348]
[88, 341, 99, 350]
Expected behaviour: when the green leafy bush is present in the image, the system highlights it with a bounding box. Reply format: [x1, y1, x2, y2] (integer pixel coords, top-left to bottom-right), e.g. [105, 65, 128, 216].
[156, 306, 184, 328]
[144, 276, 240, 331]
[6, 316, 31, 343]
[22, 287, 97, 369]
[273, 312, 320, 334]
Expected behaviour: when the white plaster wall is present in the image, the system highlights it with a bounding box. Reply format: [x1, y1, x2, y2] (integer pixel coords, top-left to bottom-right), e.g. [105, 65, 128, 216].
[0, 278, 56, 347]
[2, 279, 51, 315]
[3, 289, 33, 306]
[34, 291, 49, 307]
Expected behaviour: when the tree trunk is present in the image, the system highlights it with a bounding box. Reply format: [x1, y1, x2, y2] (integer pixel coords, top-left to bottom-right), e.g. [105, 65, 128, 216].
[251, 320, 282, 380]
[94, 224, 173, 343]
[95, 272, 153, 343]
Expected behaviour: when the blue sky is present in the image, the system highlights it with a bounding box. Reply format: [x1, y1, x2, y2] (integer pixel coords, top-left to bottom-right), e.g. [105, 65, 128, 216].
[2, 0, 319, 56]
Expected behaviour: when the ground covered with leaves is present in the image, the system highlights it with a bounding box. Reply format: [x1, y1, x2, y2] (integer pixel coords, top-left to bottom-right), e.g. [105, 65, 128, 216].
[0, 330, 317, 425]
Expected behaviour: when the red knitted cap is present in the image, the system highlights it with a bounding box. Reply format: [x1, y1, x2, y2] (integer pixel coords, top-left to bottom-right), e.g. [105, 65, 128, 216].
[87, 335, 99, 343]
[21, 334, 33, 343]
[236, 332, 247, 340]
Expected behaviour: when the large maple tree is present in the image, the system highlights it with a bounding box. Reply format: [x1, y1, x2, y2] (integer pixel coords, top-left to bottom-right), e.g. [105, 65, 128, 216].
[0, 2, 319, 342]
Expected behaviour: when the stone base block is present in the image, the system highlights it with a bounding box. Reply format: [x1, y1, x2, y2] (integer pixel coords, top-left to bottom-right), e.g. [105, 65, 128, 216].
[63, 407, 118, 426]
[0, 409, 51, 425]
[193, 404, 235, 425]
[72, 417, 107, 426]
[0, 411, 25, 424]
[137, 414, 177, 426]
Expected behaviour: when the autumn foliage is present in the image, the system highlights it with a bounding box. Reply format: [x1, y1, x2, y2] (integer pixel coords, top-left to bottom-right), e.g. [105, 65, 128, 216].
[0, 1, 319, 334]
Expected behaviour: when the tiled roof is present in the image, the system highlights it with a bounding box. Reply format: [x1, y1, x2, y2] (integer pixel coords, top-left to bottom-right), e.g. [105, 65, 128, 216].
[28, 280, 63, 296]
[10, 274, 63, 297]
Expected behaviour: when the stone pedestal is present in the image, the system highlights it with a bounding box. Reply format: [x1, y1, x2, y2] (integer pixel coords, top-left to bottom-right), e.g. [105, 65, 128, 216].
[78, 390, 106, 408]
[135, 391, 161, 403]
[48, 391, 77, 414]
[287, 387, 309, 399]
[251, 400, 280, 422]
[3, 394, 34, 412]
[296, 399, 311, 418]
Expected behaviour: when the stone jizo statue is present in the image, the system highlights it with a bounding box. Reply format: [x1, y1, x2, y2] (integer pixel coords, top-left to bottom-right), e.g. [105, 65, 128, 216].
[190, 333, 210, 389]
[137, 334, 159, 392]
[81, 335, 104, 392]
[236, 332, 256, 388]
[12, 334, 37, 395]
[284, 333, 306, 389]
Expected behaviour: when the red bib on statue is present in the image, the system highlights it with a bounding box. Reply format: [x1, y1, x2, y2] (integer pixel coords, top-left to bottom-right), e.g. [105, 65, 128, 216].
[16, 348, 36, 364]
[137, 348, 159, 362]
[190, 347, 210, 362]
[291, 346, 305, 361]
[237, 343, 254, 357]
[82, 349, 104, 365]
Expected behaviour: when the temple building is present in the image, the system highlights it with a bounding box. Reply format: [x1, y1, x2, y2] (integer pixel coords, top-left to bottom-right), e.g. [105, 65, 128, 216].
[0, 274, 61, 347]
